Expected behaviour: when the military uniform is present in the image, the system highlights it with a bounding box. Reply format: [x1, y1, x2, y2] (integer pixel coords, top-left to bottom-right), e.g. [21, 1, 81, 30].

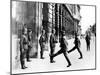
[20, 34, 28, 69]
[85, 34, 91, 51]
[26, 31, 32, 61]
[39, 34, 46, 59]
[50, 34, 57, 63]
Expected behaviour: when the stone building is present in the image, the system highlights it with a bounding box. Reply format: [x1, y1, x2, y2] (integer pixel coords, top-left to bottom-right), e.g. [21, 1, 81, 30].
[60, 4, 81, 37]
[41, 3, 81, 39]
[11, 1, 81, 70]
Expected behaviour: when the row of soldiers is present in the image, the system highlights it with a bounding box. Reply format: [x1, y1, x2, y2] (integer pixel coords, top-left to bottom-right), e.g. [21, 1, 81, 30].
[19, 24, 32, 69]
[39, 29, 83, 67]
[19, 24, 91, 69]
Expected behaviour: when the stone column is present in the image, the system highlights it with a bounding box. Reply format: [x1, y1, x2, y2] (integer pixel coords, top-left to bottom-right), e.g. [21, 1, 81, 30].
[57, 4, 59, 41]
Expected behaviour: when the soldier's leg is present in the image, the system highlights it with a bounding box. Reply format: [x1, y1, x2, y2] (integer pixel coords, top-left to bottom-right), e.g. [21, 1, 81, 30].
[24, 49, 28, 68]
[40, 46, 42, 58]
[50, 47, 54, 62]
[86, 40, 88, 51]
[40, 47, 44, 59]
[20, 51, 27, 69]
[87, 40, 90, 51]
[53, 49, 62, 57]
[50, 47, 56, 63]
[20, 54, 24, 69]
[63, 52, 71, 67]
[87, 41, 89, 51]
[87, 43, 88, 51]
[50, 47, 54, 55]
[68, 46, 76, 53]
[26, 47, 30, 61]
[50, 49, 62, 63]
[77, 47, 83, 59]
[88, 41, 90, 51]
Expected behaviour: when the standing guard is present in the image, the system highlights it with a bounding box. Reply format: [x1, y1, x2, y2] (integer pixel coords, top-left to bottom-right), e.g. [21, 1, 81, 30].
[26, 29, 32, 62]
[20, 28, 28, 69]
[85, 32, 91, 51]
[39, 30, 46, 59]
[49, 29, 57, 63]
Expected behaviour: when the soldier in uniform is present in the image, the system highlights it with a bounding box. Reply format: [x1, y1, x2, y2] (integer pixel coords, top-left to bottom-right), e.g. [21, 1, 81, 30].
[39, 30, 46, 59]
[50, 31, 71, 67]
[68, 33, 83, 59]
[26, 29, 32, 62]
[20, 28, 28, 69]
[49, 29, 57, 63]
[85, 32, 91, 51]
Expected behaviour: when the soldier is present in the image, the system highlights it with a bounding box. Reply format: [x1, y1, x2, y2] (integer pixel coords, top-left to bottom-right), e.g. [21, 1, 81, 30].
[39, 30, 46, 59]
[50, 31, 71, 67]
[26, 29, 32, 62]
[68, 33, 83, 59]
[85, 33, 91, 51]
[49, 29, 57, 63]
[20, 28, 28, 69]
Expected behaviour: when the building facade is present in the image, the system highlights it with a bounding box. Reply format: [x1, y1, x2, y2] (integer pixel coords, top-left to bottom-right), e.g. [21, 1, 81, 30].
[42, 3, 81, 39]
[61, 4, 81, 37]
[12, 1, 81, 70]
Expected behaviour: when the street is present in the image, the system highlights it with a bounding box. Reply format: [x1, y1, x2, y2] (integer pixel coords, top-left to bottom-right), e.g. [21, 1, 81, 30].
[12, 36, 96, 74]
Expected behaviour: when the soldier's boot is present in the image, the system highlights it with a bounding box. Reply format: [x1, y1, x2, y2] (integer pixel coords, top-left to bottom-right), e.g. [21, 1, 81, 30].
[26, 54, 31, 62]
[49, 54, 55, 63]
[26, 48, 31, 62]
[40, 51, 44, 59]
[78, 49, 83, 59]
[21, 60, 27, 69]
[67, 64, 71, 67]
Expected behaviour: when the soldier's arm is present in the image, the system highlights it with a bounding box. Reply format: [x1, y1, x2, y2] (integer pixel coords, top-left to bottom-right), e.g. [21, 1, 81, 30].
[20, 36, 24, 49]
